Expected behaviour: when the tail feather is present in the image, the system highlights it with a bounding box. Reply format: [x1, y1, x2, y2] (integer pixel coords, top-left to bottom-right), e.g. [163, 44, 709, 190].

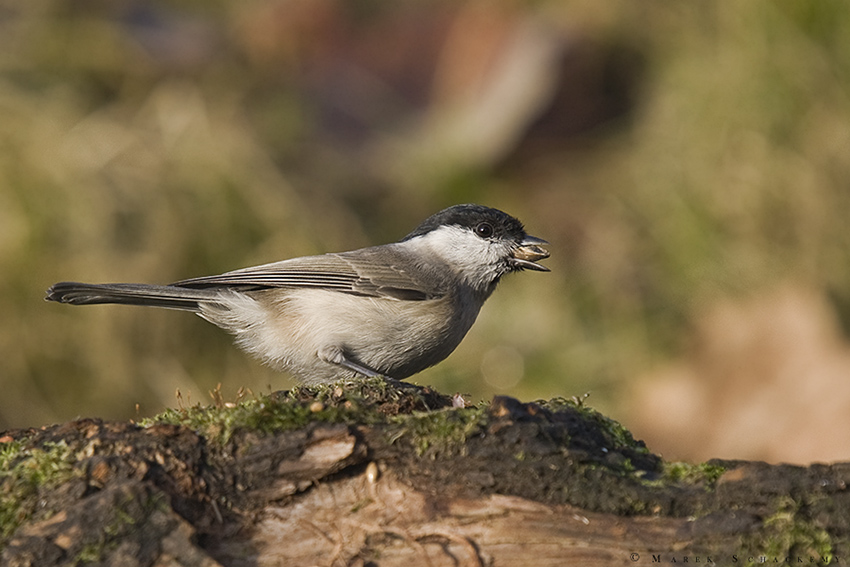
[45, 282, 222, 311]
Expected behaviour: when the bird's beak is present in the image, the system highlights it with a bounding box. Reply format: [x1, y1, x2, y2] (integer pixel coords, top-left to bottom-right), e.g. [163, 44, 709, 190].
[511, 235, 550, 272]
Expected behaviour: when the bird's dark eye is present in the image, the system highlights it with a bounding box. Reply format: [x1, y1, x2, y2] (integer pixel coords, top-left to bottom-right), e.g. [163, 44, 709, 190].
[475, 222, 494, 238]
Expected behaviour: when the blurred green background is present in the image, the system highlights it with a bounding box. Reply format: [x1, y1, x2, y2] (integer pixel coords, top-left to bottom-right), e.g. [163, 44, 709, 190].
[3, 1, 850, 463]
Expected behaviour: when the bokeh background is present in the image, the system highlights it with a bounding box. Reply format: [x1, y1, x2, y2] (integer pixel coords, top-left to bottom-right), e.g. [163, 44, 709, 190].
[2, 1, 850, 464]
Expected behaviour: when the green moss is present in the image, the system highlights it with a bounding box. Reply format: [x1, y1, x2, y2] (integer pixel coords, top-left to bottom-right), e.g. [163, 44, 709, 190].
[0, 439, 77, 547]
[143, 377, 453, 445]
[143, 380, 393, 443]
[74, 542, 106, 564]
[389, 407, 488, 458]
[741, 496, 833, 563]
[538, 396, 650, 455]
[70, 487, 169, 565]
[663, 461, 727, 486]
[0, 439, 25, 472]
[148, 397, 358, 443]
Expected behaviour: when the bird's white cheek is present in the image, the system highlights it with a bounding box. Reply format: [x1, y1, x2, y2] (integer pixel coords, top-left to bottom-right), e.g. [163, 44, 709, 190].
[410, 226, 507, 286]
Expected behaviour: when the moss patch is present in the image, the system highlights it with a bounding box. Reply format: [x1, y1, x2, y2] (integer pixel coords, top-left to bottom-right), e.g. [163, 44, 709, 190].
[389, 406, 489, 458]
[660, 461, 728, 487]
[0, 438, 77, 543]
[144, 377, 453, 444]
[537, 396, 652, 456]
[739, 495, 834, 563]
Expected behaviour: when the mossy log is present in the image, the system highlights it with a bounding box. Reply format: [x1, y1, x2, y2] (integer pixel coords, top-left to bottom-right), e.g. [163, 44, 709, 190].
[1, 379, 847, 566]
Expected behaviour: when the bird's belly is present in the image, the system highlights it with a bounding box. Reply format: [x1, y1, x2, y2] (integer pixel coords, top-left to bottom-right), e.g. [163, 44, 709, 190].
[203, 288, 481, 383]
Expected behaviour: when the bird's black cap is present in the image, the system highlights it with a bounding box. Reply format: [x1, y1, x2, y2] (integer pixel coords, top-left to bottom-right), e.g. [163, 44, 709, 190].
[401, 204, 527, 242]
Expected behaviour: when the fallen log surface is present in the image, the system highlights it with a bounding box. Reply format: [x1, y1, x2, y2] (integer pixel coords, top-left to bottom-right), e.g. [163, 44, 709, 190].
[1, 379, 847, 566]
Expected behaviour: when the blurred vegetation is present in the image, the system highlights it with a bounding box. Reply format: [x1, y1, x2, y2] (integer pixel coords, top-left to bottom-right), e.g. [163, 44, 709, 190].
[1, 1, 849, 430]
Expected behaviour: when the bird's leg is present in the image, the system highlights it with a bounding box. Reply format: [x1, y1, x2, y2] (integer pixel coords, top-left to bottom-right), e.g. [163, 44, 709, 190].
[318, 345, 383, 378]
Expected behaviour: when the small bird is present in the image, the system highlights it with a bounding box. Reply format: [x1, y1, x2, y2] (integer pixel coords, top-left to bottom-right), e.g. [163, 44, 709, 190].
[46, 204, 549, 384]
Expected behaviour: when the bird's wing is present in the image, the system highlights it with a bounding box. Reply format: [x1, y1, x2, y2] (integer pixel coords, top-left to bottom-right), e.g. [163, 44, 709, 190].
[172, 247, 442, 301]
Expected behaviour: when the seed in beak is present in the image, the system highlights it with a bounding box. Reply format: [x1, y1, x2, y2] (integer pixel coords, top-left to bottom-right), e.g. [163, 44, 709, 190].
[512, 237, 550, 271]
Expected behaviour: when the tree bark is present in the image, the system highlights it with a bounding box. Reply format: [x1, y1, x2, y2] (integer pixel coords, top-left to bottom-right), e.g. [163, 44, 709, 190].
[1, 381, 847, 566]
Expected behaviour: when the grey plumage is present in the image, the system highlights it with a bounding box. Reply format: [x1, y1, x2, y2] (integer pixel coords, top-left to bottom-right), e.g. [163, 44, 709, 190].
[46, 204, 549, 383]
[45, 282, 218, 311]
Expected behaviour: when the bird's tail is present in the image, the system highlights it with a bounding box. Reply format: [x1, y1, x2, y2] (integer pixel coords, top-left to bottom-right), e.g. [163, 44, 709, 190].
[45, 282, 222, 311]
